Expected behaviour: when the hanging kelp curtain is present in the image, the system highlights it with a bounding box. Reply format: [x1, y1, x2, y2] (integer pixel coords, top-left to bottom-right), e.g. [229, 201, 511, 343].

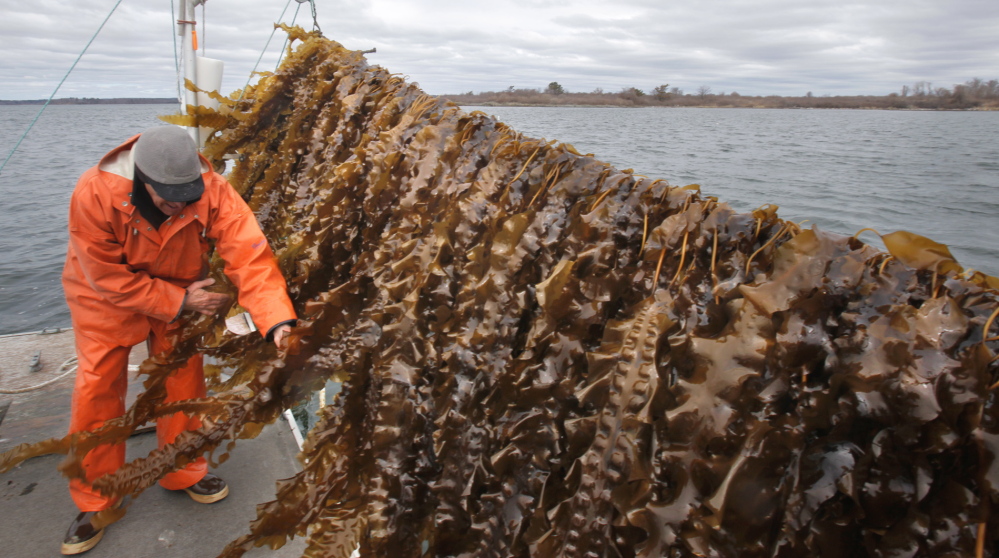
[4, 26, 999, 558]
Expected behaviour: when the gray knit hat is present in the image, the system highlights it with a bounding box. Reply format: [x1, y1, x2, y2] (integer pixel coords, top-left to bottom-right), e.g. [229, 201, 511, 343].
[133, 126, 205, 202]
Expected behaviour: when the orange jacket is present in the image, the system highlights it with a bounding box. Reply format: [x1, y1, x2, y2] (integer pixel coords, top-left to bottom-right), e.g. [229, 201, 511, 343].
[62, 134, 295, 346]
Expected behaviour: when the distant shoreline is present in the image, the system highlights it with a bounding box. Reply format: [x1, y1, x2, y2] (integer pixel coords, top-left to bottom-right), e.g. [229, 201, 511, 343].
[458, 102, 999, 112]
[3, 93, 997, 111]
[441, 90, 999, 111]
[455, 102, 998, 111]
[0, 98, 176, 105]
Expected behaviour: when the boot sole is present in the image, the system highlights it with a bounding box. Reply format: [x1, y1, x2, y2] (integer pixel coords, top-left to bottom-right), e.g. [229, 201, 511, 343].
[184, 484, 229, 504]
[60, 527, 104, 555]
[60, 498, 121, 555]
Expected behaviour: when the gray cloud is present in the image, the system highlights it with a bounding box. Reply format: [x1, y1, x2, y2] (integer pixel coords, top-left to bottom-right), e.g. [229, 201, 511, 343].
[0, 0, 996, 100]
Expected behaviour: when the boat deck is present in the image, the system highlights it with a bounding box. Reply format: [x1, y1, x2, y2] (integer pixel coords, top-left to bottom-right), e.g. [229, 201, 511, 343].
[0, 330, 306, 557]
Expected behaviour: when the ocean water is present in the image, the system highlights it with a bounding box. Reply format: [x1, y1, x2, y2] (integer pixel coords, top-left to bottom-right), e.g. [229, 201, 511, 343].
[1, 104, 997, 335]
[476, 106, 999, 275]
[0, 104, 166, 335]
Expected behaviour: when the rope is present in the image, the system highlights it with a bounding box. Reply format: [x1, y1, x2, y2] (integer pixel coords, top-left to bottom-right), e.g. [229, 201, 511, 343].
[0, 357, 78, 395]
[238, 0, 295, 102]
[201, 2, 206, 55]
[171, 0, 183, 106]
[0, 327, 68, 339]
[275, 2, 304, 71]
[0, 356, 141, 395]
[0, 0, 125, 177]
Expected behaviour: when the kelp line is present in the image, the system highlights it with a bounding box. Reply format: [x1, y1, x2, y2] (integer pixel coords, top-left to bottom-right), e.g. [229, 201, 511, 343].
[4, 27, 999, 557]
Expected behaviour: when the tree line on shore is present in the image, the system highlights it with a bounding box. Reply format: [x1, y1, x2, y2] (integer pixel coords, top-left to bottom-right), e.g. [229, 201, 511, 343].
[441, 78, 999, 110]
[5, 78, 996, 110]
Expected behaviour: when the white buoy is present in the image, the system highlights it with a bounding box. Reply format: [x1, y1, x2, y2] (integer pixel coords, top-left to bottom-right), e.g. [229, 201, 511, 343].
[194, 56, 224, 148]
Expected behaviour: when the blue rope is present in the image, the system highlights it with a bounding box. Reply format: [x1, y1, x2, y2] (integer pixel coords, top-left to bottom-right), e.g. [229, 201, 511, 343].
[0, 0, 125, 177]
[239, 0, 295, 102]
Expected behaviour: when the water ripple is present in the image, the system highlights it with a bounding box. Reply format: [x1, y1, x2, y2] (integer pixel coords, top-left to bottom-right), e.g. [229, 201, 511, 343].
[2, 104, 998, 334]
[481, 106, 999, 278]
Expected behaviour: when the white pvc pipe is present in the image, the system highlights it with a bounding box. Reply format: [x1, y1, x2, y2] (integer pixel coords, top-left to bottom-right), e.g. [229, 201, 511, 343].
[194, 56, 224, 147]
[179, 0, 199, 144]
[283, 408, 305, 450]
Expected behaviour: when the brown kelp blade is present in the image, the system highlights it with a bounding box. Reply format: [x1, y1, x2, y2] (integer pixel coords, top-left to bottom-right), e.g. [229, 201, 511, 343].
[3, 27, 999, 558]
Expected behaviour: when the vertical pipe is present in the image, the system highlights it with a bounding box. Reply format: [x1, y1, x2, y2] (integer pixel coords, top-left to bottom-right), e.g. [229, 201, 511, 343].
[179, 0, 199, 144]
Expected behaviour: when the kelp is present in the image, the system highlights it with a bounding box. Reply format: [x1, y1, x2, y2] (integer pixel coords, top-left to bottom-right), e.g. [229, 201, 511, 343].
[3, 27, 999, 557]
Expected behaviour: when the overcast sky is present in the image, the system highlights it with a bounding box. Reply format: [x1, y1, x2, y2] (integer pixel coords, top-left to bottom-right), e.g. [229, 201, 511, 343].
[1, 0, 997, 100]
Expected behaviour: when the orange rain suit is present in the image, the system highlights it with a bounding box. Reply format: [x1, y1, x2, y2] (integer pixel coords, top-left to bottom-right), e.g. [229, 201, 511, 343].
[62, 134, 296, 512]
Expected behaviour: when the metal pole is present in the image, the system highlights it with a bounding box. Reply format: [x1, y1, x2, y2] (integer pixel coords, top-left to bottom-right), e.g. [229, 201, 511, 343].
[179, 0, 199, 144]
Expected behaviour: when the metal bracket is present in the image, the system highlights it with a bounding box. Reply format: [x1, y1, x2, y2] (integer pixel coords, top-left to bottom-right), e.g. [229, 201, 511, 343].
[27, 351, 42, 374]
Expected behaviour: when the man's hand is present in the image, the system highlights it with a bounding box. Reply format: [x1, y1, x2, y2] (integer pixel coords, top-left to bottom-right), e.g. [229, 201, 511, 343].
[184, 278, 230, 316]
[272, 323, 292, 350]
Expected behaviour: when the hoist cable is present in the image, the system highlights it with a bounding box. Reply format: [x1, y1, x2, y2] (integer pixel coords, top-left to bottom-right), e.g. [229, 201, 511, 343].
[201, 1, 206, 55]
[274, 2, 303, 71]
[0, 0, 125, 177]
[238, 0, 295, 102]
[170, 0, 184, 105]
[308, 0, 322, 35]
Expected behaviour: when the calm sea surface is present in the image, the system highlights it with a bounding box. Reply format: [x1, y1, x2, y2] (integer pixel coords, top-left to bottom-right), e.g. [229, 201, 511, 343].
[1, 104, 997, 335]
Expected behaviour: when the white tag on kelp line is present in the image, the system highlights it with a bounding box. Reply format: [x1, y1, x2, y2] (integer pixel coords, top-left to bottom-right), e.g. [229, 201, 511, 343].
[225, 312, 258, 336]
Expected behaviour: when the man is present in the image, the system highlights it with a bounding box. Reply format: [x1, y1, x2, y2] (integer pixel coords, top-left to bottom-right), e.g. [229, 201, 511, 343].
[60, 125, 297, 555]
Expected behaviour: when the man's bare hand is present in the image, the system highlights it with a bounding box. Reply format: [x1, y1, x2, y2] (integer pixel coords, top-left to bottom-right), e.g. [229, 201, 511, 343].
[272, 323, 292, 349]
[184, 278, 230, 316]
